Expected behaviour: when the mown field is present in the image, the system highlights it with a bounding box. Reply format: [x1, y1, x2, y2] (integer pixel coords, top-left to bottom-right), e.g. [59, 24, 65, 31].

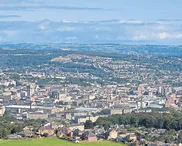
[0, 138, 126, 146]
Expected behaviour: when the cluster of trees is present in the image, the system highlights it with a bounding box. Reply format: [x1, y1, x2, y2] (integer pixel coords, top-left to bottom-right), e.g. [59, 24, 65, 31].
[10, 74, 20, 81]
[96, 110, 182, 131]
[84, 120, 94, 129]
[0, 112, 47, 139]
[143, 129, 176, 143]
[6, 55, 53, 67]
[0, 122, 23, 138]
[0, 128, 8, 139]
[0, 48, 69, 67]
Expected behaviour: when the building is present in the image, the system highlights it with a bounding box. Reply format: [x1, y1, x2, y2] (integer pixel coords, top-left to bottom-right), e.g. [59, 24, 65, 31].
[75, 116, 99, 124]
[38, 123, 54, 136]
[26, 112, 48, 120]
[134, 108, 152, 113]
[81, 131, 97, 142]
[18, 130, 34, 137]
[68, 124, 85, 131]
[64, 112, 72, 120]
[20, 91, 28, 99]
[23, 126, 34, 131]
[0, 106, 5, 116]
[6, 105, 64, 114]
[165, 94, 177, 108]
[27, 84, 35, 97]
[109, 108, 123, 115]
[0, 80, 16, 87]
[127, 134, 137, 142]
[108, 129, 118, 139]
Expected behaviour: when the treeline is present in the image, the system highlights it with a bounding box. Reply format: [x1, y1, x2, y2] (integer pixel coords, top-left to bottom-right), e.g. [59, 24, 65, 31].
[95, 110, 182, 131]
[6, 55, 54, 67]
[0, 120, 46, 139]
[0, 112, 47, 139]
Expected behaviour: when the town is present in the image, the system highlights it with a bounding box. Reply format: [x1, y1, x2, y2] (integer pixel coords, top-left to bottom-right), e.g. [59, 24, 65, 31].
[0, 44, 182, 146]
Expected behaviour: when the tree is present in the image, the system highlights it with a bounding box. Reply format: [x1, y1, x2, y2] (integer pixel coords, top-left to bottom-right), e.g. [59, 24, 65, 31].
[84, 120, 93, 129]
[43, 133, 49, 137]
[11, 125, 22, 134]
[10, 74, 20, 81]
[178, 131, 182, 143]
[95, 110, 182, 131]
[0, 128, 8, 138]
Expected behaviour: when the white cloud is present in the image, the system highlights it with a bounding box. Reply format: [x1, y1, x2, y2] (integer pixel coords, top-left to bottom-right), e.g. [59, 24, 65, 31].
[158, 32, 170, 39]
[2, 30, 18, 37]
[132, 32, 182, 41]
[175, 34, 182, 39]
[39, 24, 47, 30]
[92, 26, 111, 31]
[0, 15, 20, 18]
[38, 19, 51, 30]
[156, 32, 182, 39]
[154, 25, 167, 31]
[57, 26, 79, 32]
[133, 34, 148, 40]
[119, 20, 143, 24]
[1, 19, 182, 43]
[0, 3, 113, 11]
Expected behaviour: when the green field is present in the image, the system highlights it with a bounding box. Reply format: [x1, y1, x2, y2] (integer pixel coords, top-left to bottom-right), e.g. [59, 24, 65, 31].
[0, 138, 126, 146]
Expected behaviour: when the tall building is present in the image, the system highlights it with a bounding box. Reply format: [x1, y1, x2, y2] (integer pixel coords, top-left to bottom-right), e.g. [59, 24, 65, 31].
[27, 84, 35, 97]
[158, 86, 165, 96]
[165, 94, 177, 108]
[0, 106, 5, 117]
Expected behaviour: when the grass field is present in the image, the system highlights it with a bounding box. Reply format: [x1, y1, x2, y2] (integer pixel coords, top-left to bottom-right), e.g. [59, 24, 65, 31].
[0, 138, 126, 146]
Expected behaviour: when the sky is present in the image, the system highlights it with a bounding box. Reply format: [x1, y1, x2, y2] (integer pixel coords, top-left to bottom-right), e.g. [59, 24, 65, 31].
[0, 0, 182, 44]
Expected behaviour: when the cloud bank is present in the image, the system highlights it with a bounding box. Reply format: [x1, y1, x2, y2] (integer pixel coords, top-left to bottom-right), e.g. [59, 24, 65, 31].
[0, 4, 116, 11]
[0, 15, 20, 18]
[0, 19, 182, 44]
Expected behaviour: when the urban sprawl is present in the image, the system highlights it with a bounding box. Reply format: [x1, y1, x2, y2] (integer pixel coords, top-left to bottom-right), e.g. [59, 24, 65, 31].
[0, 44, 182, 146]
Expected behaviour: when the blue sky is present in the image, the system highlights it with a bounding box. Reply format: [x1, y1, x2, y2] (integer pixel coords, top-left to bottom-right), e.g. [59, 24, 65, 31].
[0, 0, 182, 44]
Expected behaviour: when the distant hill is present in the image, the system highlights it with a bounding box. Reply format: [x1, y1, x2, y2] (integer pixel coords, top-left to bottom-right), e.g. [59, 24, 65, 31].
[0, 43, 182, 56]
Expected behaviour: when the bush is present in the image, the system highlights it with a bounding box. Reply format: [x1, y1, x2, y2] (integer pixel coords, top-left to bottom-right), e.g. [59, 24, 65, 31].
[43, 133, 49, 137]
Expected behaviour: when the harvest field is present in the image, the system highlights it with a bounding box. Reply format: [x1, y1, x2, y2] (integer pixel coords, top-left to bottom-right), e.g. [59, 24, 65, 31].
[0, 138, 126, 146]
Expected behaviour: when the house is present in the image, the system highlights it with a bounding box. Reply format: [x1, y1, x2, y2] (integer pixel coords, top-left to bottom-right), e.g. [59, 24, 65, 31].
[81, 131, 97, 142]
[148, 128, 167, 134]
[87, 132, 97, 142]
[93, 126, 105, 135]
[127, 134, 137, 142]
[38, 124, 54, 136]
[68, 124, 85, 131]
[110, 124, 125, 131]
[107, 129, 118, 140]
[7, 134, 22, 140]
[18, 130, 34, 137]
[116, 134, 127, 142]
[73, 129, 83, 137]
[23, 126, 34, 131]
[57, 126, 72, 137]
